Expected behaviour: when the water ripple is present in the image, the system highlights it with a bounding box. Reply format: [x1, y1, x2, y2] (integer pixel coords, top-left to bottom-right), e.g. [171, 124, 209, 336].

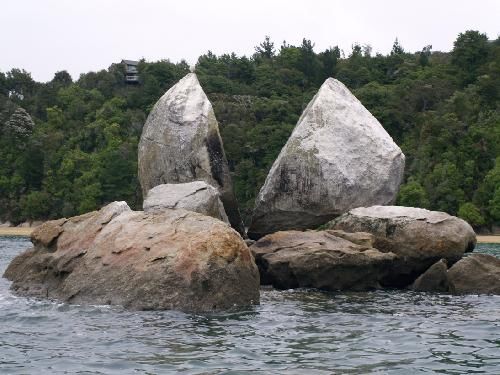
[1, 237, 499, 374]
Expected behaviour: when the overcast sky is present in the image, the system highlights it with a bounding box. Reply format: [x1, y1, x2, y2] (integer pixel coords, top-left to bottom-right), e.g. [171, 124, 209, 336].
[1, 0, 499, 82]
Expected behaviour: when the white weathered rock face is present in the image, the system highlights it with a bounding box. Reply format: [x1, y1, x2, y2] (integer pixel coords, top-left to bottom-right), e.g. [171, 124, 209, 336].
[248, 78, 405, 239]
[143, 181, 229, 223]
[138, 73, 245, 235]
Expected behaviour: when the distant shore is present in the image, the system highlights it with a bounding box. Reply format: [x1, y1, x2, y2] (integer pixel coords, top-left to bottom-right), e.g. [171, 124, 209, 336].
[0, 227, 499, 243]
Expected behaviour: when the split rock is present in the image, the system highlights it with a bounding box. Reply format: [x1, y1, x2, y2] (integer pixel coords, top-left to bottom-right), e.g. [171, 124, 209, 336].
[248, 78, 405, 239]
[138, 73, 244, 235]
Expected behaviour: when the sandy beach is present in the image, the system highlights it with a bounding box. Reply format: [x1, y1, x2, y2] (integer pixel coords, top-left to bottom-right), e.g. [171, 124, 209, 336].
[0, 227, 33, 237]
[477, 235, 500, 244]
[0, 227, 499, 243]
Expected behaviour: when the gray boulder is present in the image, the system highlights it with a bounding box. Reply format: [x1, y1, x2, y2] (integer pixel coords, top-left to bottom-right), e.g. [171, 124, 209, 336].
[248, 78, 405, 239]
[448, 254, 500, 294]
[249, 230, 396, 291]
[143, 181, 229, 223]
[138, 73, 245, 235]
[3, 202, 260, 312]
[329, 206, 476, 286]
[410, 259, 452, 293]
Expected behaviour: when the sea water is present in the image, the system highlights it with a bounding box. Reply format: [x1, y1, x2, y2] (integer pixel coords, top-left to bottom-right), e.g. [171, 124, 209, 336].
[1, 237, 499, 374]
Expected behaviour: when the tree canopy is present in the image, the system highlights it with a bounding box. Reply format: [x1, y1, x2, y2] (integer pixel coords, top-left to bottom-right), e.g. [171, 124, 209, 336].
[0, 31, 499, 230]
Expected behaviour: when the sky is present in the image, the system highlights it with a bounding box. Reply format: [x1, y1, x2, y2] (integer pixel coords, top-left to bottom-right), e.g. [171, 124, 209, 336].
[1, 0, 499, 82]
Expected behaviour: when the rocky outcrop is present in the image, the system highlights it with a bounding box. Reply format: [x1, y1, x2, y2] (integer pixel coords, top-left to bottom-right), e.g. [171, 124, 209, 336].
[329, 206, 476, 286]
[248, 78, 405, 239]
[143, 181, 229, 223]
[448, 254, 500, 294]
[410, 259, 452, 293]
[249, 230, 396, 291]
[3, 202, 260, 312]
[138, 73, 245, 235]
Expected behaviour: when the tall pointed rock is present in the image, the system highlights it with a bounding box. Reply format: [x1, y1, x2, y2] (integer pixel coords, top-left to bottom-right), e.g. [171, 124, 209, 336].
[138, 73, 245, 235]
[248, 78, 405, 239]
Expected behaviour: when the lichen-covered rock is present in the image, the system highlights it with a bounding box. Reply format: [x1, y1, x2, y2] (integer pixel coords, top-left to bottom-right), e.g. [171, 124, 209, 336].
[143, 181, 229, 223]
[138, 73, 244, 235]
[3, 202, 259, 312]
[248, 78, 405, 239]
[249, 230, 396, 291]
[329, 206, 476, 286]
[448, 254, 500, 295]
[410, 259, 452, 293]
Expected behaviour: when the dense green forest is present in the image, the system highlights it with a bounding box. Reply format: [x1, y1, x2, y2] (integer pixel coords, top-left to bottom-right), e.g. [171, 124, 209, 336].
[1, 30, 499, 230]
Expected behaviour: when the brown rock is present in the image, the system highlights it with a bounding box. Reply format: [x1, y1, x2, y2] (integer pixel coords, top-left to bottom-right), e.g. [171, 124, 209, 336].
[4, 202, 259, 312]
[326, 229, 375, 247]
[448, 254, 500, 295]
[329, 206, 476, 287]
[31, 218, 67, 249]
[249, 230, 396, 291]
[410, 259, 452, 293]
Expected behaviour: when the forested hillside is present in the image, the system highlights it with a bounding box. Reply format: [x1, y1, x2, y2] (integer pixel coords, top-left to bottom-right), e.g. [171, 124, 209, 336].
[0, 30, 499, 229]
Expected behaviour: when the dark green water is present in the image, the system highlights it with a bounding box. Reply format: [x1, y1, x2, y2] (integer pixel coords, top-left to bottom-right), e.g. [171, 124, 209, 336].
[1, 237, 499, 374]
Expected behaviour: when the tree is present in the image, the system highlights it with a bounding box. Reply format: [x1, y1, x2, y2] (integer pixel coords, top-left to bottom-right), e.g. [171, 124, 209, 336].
[397, 178, 430, 208]
[52, 70, 73, 86]
[20, 191, 52, 220]
[255, 36, 275, 59]
[452, 30, 490, 85]
[391, 38, 405, 55]
[489, 188, 500, 222]
[319, 46, 340, 79]
[418, 45, 432, 67]
[458, 202, 485, 227]
[4, 107, 35, 138]
[5, 68, 35, 101]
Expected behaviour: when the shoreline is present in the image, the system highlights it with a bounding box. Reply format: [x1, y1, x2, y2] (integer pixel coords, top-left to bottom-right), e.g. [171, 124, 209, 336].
[0, 227, 33, 237]
[0, 227, 499, 243]
[476, 235, 500, 244]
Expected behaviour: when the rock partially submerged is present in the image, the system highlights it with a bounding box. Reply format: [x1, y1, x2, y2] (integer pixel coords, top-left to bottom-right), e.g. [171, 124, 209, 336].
[329, 206, 476, 286]
[143, 181, 229, 223]
[249, 230, 396, 291]
[448, 254, 500, 295]
[248, 78, 405, 239]
[410, 259, 452, 293]
[3, 202, 259, 311]
[138, 73, 245, 235]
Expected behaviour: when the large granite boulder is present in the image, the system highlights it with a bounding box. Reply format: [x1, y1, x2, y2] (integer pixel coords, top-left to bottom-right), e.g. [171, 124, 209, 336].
[138, 73, 245, 235]
[249, 230, 396, 291]
[3, 202, 260, 312]
[329, 206, 476, 286]
[448, 254, 500, 294]
[248, 78, 405, 239]
[143, 181, 229, 223]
